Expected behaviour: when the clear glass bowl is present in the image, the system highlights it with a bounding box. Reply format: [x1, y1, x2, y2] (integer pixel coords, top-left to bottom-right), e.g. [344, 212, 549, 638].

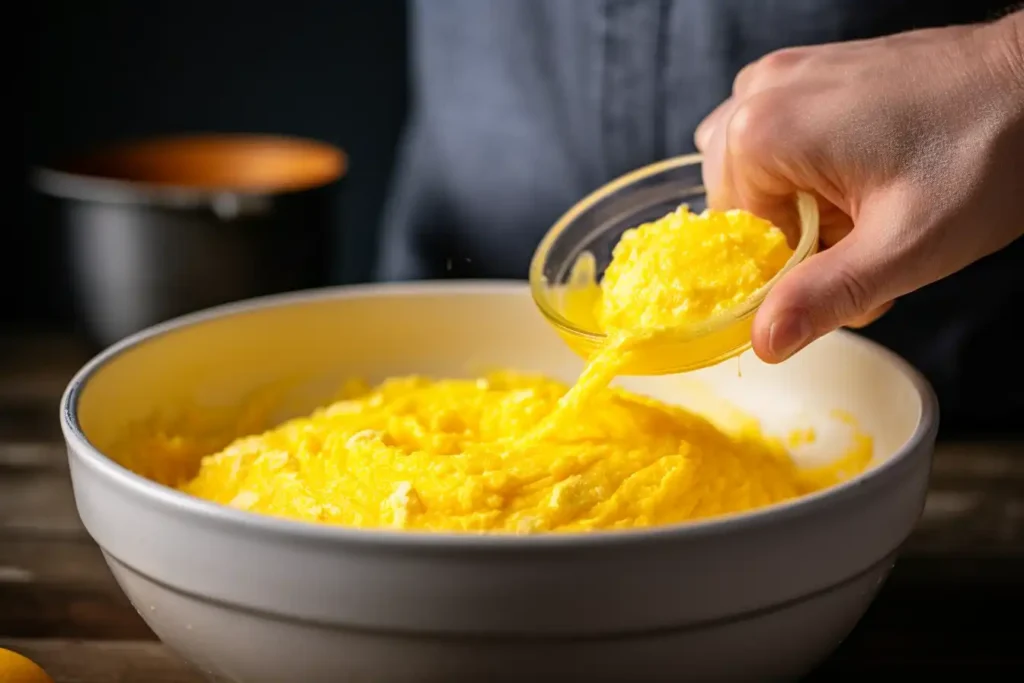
[529, 154, 820, 375]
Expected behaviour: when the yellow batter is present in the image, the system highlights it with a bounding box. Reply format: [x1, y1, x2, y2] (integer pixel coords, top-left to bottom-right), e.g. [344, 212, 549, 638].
[179, 372, 864, 532]
[151, 205, 872, 533]
[601, 205, 792, 333]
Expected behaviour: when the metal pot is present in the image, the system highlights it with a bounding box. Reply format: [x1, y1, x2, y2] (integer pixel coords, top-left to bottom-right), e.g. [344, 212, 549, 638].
[34, 134, 345, 347]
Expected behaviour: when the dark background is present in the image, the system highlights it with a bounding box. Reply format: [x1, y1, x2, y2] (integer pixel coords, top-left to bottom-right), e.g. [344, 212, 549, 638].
[16, 0, 408, 330]
[17, 0, 1023, 437]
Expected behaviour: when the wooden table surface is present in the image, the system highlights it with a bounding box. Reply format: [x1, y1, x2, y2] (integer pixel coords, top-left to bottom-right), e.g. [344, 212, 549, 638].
[1, 333, 1022, 682]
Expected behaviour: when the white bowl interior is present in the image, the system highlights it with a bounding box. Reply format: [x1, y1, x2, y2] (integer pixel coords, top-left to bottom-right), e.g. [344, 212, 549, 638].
[75, 284, 924, 482]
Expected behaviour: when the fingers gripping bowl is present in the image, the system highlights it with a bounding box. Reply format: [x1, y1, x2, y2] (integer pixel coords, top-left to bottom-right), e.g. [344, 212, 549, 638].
[61, 283, 936, 683]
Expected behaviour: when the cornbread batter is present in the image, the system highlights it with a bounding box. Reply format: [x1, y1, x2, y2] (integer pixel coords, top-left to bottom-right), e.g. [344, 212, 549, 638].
[180, 371, 867, 532]
[556, 205, 790, 341]
[170, 206, 870, 533]
[599, 206, 791, 333]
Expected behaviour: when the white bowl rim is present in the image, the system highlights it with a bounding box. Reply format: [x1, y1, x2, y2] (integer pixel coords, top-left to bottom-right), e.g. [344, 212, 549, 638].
[60, 280, 939, 551]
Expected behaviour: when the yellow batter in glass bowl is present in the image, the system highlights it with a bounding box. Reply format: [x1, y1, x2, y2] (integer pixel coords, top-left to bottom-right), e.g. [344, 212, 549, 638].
[530, 154, 819, 375]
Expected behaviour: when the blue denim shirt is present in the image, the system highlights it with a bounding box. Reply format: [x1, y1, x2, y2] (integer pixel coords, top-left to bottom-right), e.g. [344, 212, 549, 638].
[379, 0, 1022, 435]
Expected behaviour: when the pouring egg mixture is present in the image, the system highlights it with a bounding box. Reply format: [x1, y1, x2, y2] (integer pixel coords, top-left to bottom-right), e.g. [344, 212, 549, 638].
[128, 206, 871, 533]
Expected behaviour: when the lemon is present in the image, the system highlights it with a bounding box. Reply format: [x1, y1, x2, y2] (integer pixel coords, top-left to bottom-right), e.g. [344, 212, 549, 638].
[0, 648, 54, 683]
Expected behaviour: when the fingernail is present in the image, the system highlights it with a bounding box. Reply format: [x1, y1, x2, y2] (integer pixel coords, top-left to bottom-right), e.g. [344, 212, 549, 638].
[768, 310, 814, 361]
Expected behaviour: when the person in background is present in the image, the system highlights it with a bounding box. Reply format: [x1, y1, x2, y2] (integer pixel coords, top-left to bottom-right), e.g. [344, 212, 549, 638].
[378, 1, 1024, 437]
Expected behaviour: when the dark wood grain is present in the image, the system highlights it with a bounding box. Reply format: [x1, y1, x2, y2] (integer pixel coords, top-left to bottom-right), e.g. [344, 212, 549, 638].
[0, 583, 154, 641]
[0, 640, 202, 683]
[0, 538, 115, 585]
[0, 464, 84, 537]
[0, 442, 67, 470]
[0, 539, 150, 642]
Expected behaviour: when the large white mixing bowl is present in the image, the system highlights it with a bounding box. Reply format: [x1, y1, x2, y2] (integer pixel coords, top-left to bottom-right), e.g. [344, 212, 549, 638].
[60, 283, 937, 683]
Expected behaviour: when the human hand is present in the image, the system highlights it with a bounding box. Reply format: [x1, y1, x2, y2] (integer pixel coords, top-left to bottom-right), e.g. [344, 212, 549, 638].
[695, 11, 1024, 364]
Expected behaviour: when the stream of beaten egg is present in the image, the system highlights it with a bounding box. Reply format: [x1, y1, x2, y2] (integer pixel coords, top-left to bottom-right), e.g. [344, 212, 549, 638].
[123, 206, 872, 534]
[532, 206, 792, 439]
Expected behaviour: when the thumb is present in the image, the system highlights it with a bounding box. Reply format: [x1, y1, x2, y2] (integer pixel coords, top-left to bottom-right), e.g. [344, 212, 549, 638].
[752, 223, 902, 363]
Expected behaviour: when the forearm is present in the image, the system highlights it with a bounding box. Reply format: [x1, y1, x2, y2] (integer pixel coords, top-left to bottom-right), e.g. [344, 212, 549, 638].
[971, 8, 1024, 158]
[996, 9, 1024, 154]
[990, 8, 1024, 99]
[986, 8, 1024, 242]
